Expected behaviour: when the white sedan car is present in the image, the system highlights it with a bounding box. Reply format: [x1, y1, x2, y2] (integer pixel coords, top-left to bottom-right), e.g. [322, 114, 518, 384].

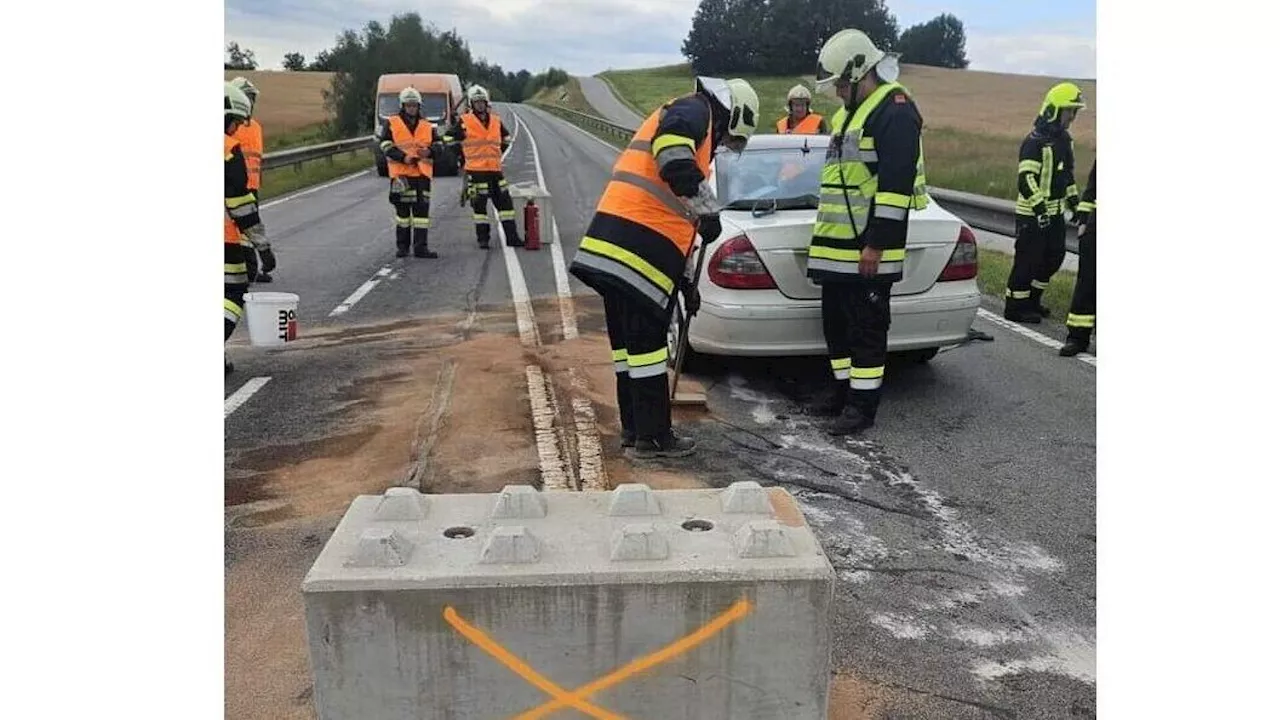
[674, 134, 981, 364]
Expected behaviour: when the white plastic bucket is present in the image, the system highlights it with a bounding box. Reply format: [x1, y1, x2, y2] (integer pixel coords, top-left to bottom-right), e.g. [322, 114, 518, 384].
[243, 292, 300, 347]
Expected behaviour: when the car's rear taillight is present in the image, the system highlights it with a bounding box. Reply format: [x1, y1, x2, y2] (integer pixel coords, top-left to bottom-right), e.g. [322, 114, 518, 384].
[706, 234, 778, 289]
[938, 225, 979, 281]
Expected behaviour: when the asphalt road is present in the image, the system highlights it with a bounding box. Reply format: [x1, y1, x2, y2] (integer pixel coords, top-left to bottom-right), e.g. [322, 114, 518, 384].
[225, 103, 1095, 719]
[575, 75, 644, 128]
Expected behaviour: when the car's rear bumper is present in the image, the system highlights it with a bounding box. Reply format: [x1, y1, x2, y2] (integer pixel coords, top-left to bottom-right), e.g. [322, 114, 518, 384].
[690, 280, 981, 357]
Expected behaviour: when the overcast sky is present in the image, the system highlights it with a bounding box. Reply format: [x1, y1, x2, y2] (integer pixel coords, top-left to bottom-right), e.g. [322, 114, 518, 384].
[226, 0, 1096, 79]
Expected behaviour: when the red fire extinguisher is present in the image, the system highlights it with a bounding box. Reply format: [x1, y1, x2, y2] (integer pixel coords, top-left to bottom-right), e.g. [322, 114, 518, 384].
[523, 199, 542, 251]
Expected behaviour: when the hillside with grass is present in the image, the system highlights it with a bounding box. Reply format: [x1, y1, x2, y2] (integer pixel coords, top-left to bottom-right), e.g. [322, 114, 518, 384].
[592, 63, 1095, 200]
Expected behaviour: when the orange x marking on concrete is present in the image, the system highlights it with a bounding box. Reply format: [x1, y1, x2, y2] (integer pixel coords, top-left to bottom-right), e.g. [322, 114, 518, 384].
[442, 597, 754, 719]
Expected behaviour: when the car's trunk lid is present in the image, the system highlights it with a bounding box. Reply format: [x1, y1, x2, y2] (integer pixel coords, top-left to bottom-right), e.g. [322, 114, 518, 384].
[722, 201, 962, 299]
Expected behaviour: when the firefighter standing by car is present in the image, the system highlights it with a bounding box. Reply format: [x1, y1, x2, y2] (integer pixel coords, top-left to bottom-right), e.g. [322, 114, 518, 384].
[443, 86, 522, 249]
[805, 28, 929, 436]
[776, 84, 830, 135]
[378, 87, 443, 258]
[1004, 82, 1086, 323]
[570, 76, 760, 458]
[229, 76, 272, 283]
[1061, 161, 1096, 356]
[225, 82, 276, 374]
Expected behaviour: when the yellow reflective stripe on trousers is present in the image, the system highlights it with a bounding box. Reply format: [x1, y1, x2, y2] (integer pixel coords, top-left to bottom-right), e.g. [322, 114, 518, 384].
[626, 347, 668, 378]
[411, 217, 431, 228]
[611, 348, 629, 372]
[1006, 289, 1031, 299]
[1031, 279, 1049, 290]
[1067, 313, 1096, 328]
[830, 357, 851, 380]
[850, 365, 885, 390]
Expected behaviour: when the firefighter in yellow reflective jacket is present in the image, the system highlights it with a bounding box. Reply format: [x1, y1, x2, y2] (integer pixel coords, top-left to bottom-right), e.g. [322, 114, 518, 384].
[1061, 161, 1096, 356]
[569, 76, 760, 458]
[225, 82, 274, 374]
[1005, 82, 1086, 323]
[806, 29, 929, 435]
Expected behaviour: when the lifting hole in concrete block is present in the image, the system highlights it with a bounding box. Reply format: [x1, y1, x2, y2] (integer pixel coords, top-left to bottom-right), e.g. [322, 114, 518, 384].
[681, 519, 714, 532]
[443, 526, 476, 540]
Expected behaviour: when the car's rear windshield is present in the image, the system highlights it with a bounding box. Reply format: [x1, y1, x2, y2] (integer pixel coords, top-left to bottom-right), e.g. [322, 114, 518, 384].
[715, 144, 826, 209]
[377, 93, 450, 120]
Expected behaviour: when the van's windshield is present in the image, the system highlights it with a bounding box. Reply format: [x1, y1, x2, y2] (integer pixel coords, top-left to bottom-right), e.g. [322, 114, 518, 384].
[376, 93, 450, 121]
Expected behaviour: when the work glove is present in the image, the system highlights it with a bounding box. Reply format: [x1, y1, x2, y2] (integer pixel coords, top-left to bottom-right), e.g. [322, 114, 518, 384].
[697, 213, 722, 244]
[1036, 214, 1051, 230]
[259, 248, 277, 274]
[245, 224, 270, 251]
[391, 176, 408, 195]
[679, 275, 701, 316]
[660, 158, 703, 198]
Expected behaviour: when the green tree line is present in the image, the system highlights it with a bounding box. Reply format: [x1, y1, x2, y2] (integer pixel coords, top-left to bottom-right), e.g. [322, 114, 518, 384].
[226, 12, 571, 137]
[681, 0, 968, 75]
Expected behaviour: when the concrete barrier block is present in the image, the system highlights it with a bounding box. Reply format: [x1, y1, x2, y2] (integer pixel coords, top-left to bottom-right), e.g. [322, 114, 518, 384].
[608, 482, 662, 516]
[721, 480, 773, 515]
[303, 483, 834, 719]
[490, 484, 547, 519]
[480, 525, 540, 564]
[373, 487, 430, 521]
[610, 522, 669, 561]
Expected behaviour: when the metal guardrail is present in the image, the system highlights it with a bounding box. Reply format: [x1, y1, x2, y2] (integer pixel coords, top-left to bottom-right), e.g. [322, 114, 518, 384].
[261, 136, 373, 172]
[529, 102, 1081, 254]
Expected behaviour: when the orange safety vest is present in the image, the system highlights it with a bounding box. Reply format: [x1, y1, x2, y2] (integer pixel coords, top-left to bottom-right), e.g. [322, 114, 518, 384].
[461, 112, 503, 172]
[387, 115, 436, 179]
[224, 135, 243, 244]
[570, 95, 713, 314]
[776, 113, 824, 134]
[233, 118, 264, 190]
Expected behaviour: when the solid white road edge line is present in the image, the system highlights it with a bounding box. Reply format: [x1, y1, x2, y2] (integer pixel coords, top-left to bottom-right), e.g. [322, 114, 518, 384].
[976, 309, 1097, 368]
[260, 169, 371, 209]
[224, 377, 271, 418]
[513, 108, 604, 490]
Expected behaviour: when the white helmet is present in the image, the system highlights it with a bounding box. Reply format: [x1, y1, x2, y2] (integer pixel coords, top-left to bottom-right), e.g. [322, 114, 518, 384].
[399, 87, 422, 105]
[468, 85, 490, 104]
[785, 83, 812, 110]
[230, 76, 259, 103]
[224, 82, 252, 120]
[725, 78, 759, 140]
[815, 29, 891, 96]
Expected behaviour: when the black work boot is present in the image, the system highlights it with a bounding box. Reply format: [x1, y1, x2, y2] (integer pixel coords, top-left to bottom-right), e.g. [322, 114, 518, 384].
[502, 220, 524, 247]
[827, 405, 875, 436]
[631, 430, 696, 459]
[477, 228, 491, 250]
[1059, 336, 1090, 357]
[1003, 302, 1042, 324]
[805, 380, 847, 417]
[395, 226, 411, 257]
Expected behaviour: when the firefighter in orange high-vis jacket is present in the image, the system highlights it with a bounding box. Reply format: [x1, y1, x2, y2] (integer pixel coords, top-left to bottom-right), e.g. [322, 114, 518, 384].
[569, 76, 760, 459]
[229, 76, 272, 282]
[224, 82, 275, 374]
[377, 87, 443, 258]
[443, 85, 522, 250]
[776, 84, 829, 134]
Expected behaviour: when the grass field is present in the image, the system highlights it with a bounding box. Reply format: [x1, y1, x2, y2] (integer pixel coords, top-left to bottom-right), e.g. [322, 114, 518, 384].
[595, 63, 1096, 200]
[224, 70, 336, 139]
